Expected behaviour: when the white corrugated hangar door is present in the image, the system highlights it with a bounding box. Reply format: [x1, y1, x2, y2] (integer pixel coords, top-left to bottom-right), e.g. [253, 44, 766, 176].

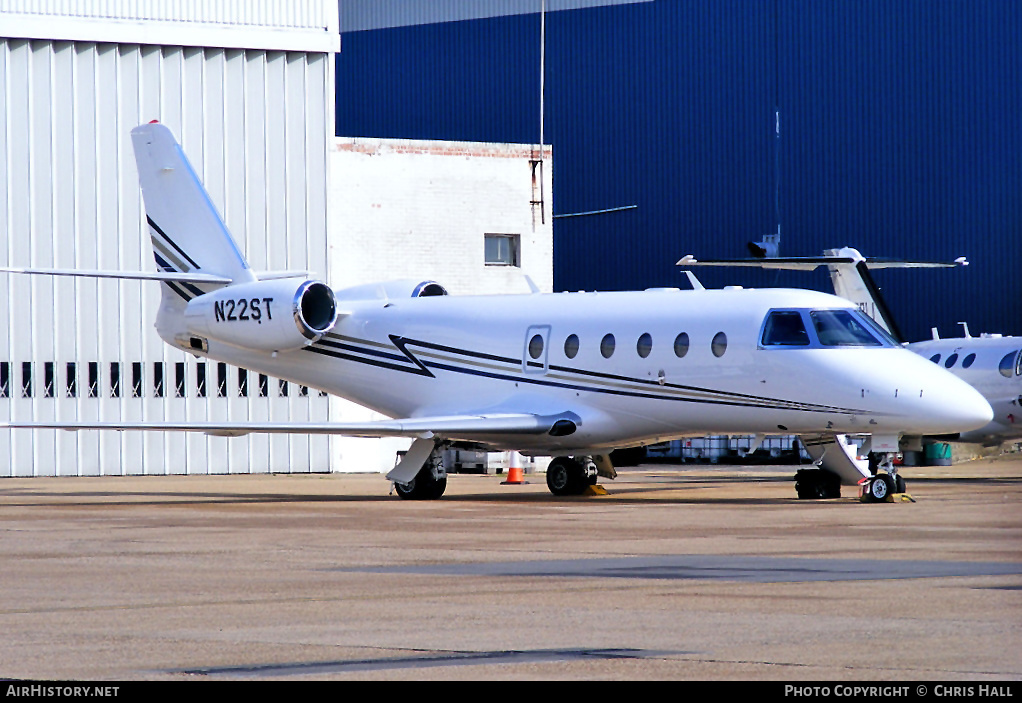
[0, 39, 333, 477]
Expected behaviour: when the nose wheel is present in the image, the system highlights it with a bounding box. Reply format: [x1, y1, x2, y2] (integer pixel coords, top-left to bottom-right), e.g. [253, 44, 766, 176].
[861, 453, 907, 502]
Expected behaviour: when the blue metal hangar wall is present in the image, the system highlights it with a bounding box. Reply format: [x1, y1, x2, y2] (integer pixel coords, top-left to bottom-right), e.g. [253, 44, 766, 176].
[336, 0, 1022, 343]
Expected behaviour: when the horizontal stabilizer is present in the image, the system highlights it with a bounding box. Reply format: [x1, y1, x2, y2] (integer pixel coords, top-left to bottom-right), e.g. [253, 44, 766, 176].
[0, 412, 579, 440]
[255, 271, 313, 281]
[0, 266, 232, 285]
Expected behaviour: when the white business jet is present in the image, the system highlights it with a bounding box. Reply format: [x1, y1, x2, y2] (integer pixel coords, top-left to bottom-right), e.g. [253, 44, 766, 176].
[0, 124, 993, 501]
[678, 246, 1019, 495]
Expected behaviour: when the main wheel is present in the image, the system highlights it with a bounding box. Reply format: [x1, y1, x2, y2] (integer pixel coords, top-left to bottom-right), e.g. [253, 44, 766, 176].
[795, 469, 841, 499]
[546, 457, 586, 496]
[394, 466, 447, 500]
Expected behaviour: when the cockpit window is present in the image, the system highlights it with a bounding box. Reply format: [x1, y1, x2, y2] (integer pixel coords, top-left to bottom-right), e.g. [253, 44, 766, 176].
[999, 350, 1021, 378]
[810, 309, 884, 346]
[762, 311, 810, 346]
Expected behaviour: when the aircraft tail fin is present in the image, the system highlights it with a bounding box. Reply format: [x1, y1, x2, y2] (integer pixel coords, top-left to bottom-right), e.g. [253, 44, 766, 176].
[130, 122, 256, 296]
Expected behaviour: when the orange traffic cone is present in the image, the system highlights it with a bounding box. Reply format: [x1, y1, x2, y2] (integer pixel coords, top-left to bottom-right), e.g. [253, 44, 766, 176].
[501, 451, 528, 485]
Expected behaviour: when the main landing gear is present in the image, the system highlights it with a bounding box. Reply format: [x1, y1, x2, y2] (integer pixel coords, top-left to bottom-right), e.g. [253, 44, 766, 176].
[545, 456, 599, 496]
[794, 468, 842, 499]
[393, 450, 448, 500]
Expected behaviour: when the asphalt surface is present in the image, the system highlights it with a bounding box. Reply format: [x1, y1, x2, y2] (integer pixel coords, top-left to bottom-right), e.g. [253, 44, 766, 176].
[1, 454, 1020, 681]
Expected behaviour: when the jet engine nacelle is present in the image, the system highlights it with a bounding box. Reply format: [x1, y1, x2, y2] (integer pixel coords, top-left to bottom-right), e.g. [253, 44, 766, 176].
[333, 278, 449, 302]
[184, 279, 337, 352]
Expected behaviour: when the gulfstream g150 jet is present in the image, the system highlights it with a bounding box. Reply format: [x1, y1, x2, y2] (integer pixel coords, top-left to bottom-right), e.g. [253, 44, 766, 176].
[0, 123, 993, 500]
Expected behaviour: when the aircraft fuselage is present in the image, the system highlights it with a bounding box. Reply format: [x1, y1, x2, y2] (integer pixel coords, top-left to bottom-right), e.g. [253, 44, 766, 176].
[170, 285, 992, 454]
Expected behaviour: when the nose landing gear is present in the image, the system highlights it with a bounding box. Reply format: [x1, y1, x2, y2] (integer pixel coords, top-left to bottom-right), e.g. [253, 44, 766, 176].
[860, 452, 908, 502]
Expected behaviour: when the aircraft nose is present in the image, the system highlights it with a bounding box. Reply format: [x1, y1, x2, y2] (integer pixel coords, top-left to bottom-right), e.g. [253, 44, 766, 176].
[921, 368, 993, 434]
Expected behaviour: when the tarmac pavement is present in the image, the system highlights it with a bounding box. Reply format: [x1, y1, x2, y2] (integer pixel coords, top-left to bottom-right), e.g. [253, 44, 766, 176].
[0, 454, 1020, 681]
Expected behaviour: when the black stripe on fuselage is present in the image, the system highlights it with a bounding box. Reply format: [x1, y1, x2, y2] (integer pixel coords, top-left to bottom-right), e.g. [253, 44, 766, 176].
[304, 334, 870, 415]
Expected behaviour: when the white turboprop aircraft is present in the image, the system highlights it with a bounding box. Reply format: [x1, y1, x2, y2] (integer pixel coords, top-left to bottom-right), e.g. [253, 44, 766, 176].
[0, 123, 994, 501]
[679, 246, 1022, 488]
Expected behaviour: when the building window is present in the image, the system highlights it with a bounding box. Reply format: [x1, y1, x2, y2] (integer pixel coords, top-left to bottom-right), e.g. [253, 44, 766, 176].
[216, 363, 228, 397]
[153, 362, 165, 398]
[1, 362, 9, 398]
[43, 362, 55, 398]
[195, 363, 206, 398]
[484, 233, 520, 267]
[175, 362, 186, 397]
[109, 362, 120, 398]
[132, 362, 144, 398]
[21, 362, 32, 397]
[66, 362, 77, 398]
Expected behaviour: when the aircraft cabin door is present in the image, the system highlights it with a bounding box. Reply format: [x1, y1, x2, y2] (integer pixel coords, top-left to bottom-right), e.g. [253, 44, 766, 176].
[523, 325, 551, 375]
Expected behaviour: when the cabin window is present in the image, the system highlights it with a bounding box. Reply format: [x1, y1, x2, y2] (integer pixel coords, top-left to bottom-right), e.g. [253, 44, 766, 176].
[929, 354, 941, 364]
[711, 332, 728, 357]
[484, 233, 520, 267]
[528, 334, 545, 360]
[944, 353, 959, 368]
[962, 353, 976, 369]
[761, 311, 810, 346]
[636, 333, 653, 358]
[673, 333, 690, 358]
[600, 334, 616, 358]
[810, 310, 883, 346]
[564, 334, 579, 359]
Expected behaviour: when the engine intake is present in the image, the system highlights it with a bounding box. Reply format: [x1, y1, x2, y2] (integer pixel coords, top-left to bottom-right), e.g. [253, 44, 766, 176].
[184, 279, 337, 352]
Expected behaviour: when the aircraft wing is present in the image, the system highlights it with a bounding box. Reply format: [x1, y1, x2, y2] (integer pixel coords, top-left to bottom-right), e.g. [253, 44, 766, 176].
[0, 412, 579, 440]
[675, 254, 965, 271]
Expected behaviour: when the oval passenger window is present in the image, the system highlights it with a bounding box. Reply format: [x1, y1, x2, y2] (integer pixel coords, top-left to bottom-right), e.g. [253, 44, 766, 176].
[674, 332, 690, 358]
[637, 333, 652, 358]
[711, 332, 728, 358]
[601, 334, 616, 359]
[528, 334, 544, 360]
[564, 334, 579, 359]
